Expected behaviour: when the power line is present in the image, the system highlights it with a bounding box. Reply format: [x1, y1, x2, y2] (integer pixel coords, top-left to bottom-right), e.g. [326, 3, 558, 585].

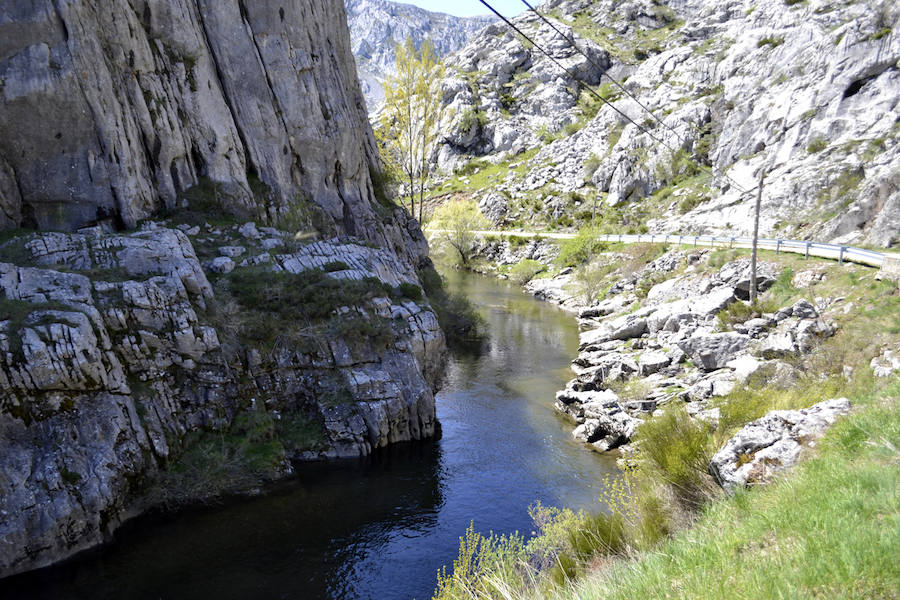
[505, 0, 755, 196]
[518, 0, 676, 137]
[476, 0, 675, 152]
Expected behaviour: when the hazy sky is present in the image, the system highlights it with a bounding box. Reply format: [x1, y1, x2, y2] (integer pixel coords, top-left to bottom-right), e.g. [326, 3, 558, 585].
[401, 0, 527, 18]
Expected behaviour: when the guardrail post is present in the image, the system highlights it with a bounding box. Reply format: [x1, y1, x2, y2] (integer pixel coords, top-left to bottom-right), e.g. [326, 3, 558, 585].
[651, 234, 655, 244]
[694, 236, 698, 247]
[805, 242, 810, 260]
[839, 246, 845, 265]
[730, 237, 735, 248]
[678, 235, 683, 246]
[618, 234, 622, 243]
[776, 239, 782, 255]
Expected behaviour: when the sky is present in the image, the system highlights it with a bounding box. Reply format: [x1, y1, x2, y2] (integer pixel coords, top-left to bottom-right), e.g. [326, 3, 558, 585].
[401, 0, 527, 18]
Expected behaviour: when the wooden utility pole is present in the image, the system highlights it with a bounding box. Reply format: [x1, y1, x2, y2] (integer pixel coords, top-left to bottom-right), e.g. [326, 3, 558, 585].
[749, 168, 765, 305]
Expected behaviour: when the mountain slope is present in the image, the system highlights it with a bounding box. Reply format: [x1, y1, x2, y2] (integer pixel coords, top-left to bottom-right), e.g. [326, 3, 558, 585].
[345, 0, 494, 109]
[431, 0, 899, 248]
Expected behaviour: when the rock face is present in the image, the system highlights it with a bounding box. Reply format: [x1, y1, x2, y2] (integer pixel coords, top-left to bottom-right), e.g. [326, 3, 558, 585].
[0, 0, 392, 245]
[430, 0, 900, 247]
[0, 224, 446, 578]
[709, 398, 852, 492]
[0, 0, 450, 579]
[344, 0, 494, 110]
[548, 249, 838, 450]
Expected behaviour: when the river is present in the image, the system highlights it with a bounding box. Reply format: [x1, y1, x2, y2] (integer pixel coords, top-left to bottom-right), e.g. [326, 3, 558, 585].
[3, 271, 618, 600]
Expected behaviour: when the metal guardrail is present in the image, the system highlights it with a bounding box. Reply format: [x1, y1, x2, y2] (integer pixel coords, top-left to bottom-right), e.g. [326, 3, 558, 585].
[430, 229, 889, 269]
[593, 234, 885, 268]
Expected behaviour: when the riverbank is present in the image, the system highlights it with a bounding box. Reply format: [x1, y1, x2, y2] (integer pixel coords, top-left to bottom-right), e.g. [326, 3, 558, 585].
[429, 233, 900, 598]
[1, 269, 618, 600]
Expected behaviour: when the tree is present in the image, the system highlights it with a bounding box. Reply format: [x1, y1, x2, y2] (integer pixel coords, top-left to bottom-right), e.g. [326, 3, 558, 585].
[431, 199, 489, 267]
[378, 38, 446, 225]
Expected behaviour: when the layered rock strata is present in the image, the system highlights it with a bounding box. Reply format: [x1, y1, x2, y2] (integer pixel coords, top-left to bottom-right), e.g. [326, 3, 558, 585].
[0, 223, 445, 578]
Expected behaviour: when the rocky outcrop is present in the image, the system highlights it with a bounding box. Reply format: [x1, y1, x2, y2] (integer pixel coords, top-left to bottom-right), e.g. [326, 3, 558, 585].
[345, 0, 494, 109]
[0, 224, 445, 578]
[709, 398, 852, 491]
[0, 0, 400, 252]
[549, 250, 838, 449]
[430, 0, 899, 247]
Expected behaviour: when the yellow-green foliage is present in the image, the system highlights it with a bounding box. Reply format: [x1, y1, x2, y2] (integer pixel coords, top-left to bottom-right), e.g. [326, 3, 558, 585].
[431, 198, 491, 266]
[632, 405, 716, 508]
[556, 227, 610, 267]
[508, 259, 547, 285]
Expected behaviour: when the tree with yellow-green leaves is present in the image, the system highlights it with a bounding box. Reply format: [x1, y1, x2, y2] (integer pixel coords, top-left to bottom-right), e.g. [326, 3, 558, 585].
[377, 37, 446, 225]
[431, 198, 489, 267]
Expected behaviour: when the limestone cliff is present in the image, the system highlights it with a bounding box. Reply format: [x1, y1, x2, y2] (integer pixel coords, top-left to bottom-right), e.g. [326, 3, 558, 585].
[430, 0, 899, 247]
[0, 0, 448, 580]
[0, 0, 404, 253]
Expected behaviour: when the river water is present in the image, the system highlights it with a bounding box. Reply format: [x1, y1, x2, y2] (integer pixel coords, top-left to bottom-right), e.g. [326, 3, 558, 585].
[4, 271, 618, 600]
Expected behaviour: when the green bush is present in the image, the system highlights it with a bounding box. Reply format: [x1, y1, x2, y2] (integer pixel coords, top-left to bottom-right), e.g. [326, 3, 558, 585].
[632, 405, 716, 508]
[418, 266, 486, 354]
[323, 260, 350, 272]
[807, 136, 828, 153]
[397, 282, 423, 300]
[508, 259, 547, 285]
[557, 227, 609, 267]
[757, 36, 785, 48]
[458, 108, 488, 134]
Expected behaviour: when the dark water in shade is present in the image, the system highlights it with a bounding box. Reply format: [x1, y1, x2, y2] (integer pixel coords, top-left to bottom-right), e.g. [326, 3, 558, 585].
[1, 271, 619, 600]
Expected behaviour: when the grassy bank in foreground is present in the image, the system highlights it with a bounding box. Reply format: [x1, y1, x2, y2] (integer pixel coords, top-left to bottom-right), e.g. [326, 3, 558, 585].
[433, 377, 899, 599]
[565, 378, 899, 600]
[432, 241, 900, 599]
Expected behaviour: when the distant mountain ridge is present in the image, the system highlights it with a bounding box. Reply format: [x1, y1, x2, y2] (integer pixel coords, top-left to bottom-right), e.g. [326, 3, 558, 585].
[345, 0, 494, 110]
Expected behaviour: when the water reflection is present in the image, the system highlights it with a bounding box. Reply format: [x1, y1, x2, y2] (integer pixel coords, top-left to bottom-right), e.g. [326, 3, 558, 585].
[2, 271, 618, 600]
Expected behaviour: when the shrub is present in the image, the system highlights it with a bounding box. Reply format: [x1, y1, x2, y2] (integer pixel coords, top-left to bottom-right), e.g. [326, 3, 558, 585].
[572, 263, 612, 305]
[397, 282, 423, 300]
[556, 227, 608, 267]
[508, 259, 547, 285]
[757, 36, 785, 48]
[322, 260, 350, 272]
[458, 108, 487, 134]
[418, 266, 486, 354]
[807, 136, 828, 153]
[632, 405, 716, 508]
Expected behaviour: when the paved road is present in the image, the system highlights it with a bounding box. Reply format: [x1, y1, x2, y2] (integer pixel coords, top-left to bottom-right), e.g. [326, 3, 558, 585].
[425, 229, 895, 270]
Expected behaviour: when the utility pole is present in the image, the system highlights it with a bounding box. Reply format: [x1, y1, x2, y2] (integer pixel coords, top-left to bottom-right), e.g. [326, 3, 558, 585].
[749, 167, 765, 305]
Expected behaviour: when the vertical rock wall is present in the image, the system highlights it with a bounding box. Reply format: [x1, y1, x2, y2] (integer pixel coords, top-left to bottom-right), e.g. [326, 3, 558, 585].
[0, 0, 402, 251]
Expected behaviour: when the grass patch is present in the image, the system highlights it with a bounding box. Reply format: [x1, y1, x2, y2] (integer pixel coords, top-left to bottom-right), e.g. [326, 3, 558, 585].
[757, 36, 785, 48]
[807, 136, 828, 153]
[567, 378, 900, 600]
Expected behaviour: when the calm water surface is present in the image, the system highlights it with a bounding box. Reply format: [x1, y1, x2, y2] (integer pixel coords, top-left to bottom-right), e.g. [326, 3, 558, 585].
[3, 271, 618, 600]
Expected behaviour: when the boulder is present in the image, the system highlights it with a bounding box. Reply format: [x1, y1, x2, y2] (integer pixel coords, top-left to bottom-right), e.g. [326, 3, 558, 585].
[871, 348, 900, 377]
[678, 332, 751, 371]
[639, 351, 671, 376]
[709, 398, 851, 492]
[209, 257, 236, 274]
